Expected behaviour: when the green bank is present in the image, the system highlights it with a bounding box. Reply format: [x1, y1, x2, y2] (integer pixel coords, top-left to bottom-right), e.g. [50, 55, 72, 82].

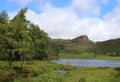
[59, 53, 120, 60]
[0, 60, 120, 82]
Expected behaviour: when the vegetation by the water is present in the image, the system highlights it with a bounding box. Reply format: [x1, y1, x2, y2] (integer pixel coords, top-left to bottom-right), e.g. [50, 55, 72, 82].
[0, 60, 120, 82]
[59, 53, 120, 60]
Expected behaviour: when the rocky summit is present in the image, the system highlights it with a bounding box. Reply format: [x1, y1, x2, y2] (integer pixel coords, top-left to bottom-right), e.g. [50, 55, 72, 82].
[72, 35, 94, 45]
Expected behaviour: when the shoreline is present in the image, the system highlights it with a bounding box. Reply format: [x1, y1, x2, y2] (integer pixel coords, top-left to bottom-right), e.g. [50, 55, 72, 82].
[59, 54, 120, 60]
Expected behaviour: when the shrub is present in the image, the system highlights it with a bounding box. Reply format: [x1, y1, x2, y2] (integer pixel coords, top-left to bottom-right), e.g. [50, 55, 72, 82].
[0, 70, 14, 82]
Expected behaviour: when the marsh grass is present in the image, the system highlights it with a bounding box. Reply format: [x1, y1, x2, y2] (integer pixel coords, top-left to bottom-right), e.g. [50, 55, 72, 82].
[0, 60, 120, 82]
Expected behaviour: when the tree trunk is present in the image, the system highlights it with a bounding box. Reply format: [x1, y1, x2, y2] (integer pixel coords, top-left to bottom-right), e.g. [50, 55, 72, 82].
[9, 51, 12, 69]
[21, 55, 23, 71]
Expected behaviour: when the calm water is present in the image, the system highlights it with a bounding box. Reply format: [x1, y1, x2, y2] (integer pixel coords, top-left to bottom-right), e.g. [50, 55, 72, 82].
[51, 59, 120, 67]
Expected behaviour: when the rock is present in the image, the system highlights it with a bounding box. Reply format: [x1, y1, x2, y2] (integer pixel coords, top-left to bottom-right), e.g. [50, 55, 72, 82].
[54, 70, 67, 76]
[72, 35, 94, 45]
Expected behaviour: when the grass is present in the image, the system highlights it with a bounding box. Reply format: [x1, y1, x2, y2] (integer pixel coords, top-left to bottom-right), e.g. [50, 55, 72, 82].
[0, 60, 120, 82]
[59, 53, 120, 60]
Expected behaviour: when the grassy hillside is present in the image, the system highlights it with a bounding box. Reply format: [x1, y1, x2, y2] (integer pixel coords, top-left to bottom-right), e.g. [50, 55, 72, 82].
[96, 38, 120, 56]
[51, 35, 95, 56]
[51, 35, 120, 57]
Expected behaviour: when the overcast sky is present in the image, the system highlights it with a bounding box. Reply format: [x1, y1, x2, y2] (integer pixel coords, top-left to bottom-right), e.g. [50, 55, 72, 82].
[0, 0, 120, 41]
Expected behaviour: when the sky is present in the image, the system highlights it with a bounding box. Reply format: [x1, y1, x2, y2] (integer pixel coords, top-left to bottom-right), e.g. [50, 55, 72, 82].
[0, 0, 120, 41]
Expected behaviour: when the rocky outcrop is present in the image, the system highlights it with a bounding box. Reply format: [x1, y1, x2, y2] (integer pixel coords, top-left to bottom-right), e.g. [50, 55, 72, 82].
[72, 35, 94, 45]
[50, 35, 94, 47]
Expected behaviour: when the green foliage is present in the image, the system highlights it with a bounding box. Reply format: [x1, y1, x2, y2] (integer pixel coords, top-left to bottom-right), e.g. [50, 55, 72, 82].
[78, 77, 86, 82]
[28, 24, 50, 60]
[0, 8, 59, 66]
[0, 60, 120, 82]
[95, 39, 120, 56]
[0, 10, 9, 24]
[0, 70, 14, 82]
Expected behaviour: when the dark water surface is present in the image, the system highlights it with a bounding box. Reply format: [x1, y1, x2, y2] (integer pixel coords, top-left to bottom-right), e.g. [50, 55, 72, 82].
[50, 59, 120, 67]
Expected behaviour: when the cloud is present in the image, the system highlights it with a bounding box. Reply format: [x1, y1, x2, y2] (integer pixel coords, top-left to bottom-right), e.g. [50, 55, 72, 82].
[8, 0, 38, 6]
[71, 0, 101, 16]
[26, 3, 78, 38]
[101, 0, 109, 4]
[102, 0, 120, 40]
[8, 0, 120, 41]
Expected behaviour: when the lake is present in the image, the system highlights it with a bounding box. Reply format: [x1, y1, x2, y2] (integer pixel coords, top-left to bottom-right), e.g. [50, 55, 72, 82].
[50, 59, 120, 67]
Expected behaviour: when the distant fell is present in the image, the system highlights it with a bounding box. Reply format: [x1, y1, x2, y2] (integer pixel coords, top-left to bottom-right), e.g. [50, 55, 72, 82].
[50, 35, 94, 47]
[50, 35, 120, 56]
[96, 38, 120, 56]
[72, 35, 94, 45]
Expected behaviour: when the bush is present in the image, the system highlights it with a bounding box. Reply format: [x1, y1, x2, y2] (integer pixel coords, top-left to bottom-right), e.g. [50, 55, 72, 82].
[78, 77, 86, 82]
[0, 70, 14, 82]
[13, 65, 39, 78]
[22, 66, 39, 77]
